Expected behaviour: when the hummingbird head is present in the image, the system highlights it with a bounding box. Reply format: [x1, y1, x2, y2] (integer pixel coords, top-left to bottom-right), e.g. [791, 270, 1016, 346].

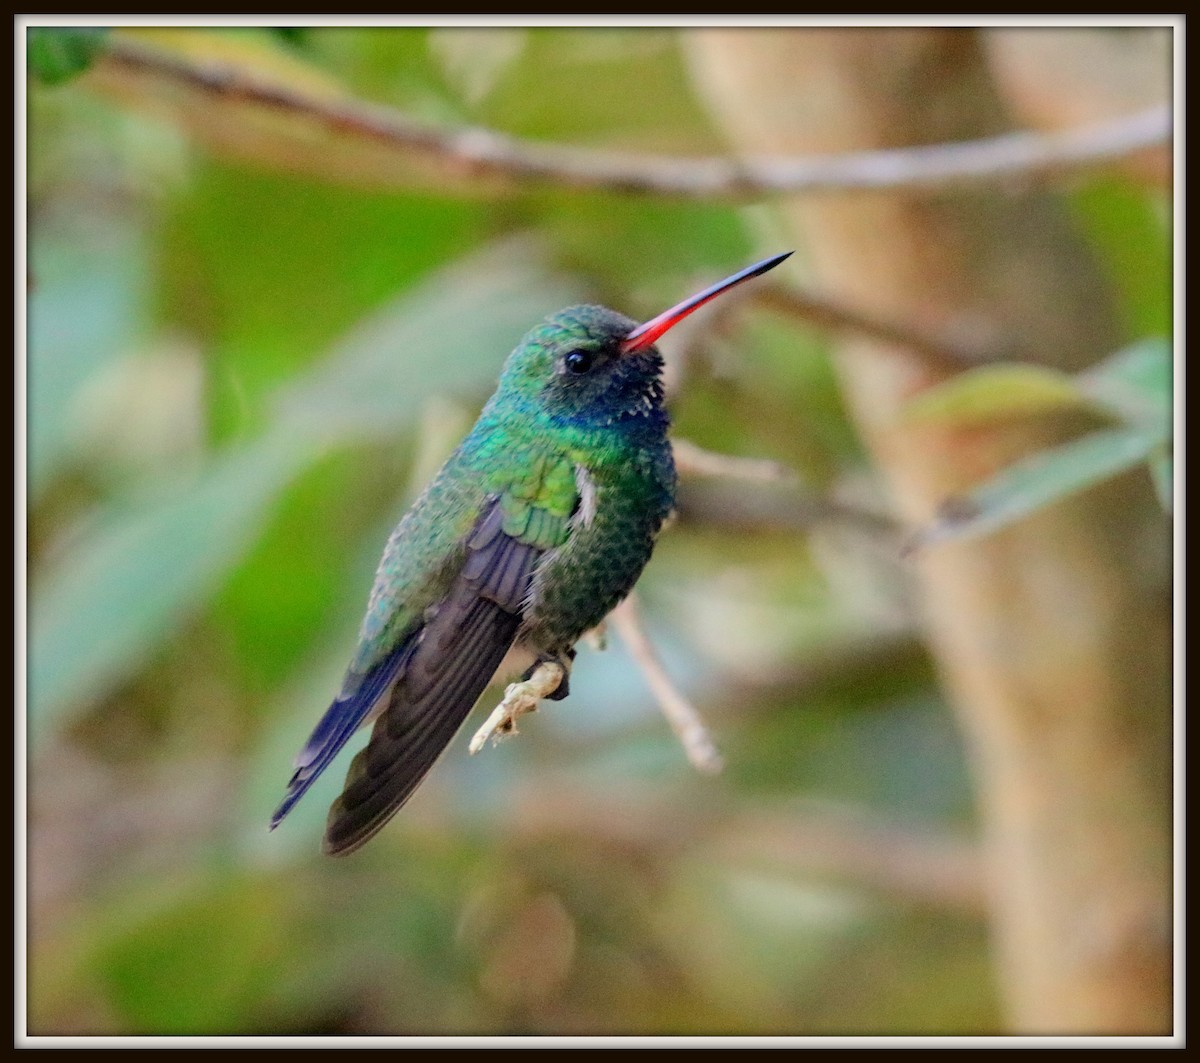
[495, 305, 664, 429]
[491, 252, 794, 430]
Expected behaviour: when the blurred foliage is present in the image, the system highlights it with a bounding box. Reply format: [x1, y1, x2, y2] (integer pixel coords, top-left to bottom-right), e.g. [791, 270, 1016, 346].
[27, 27, 110, 86]
[24, 26, 1170, 1037]
[908, 339, 1172, 547]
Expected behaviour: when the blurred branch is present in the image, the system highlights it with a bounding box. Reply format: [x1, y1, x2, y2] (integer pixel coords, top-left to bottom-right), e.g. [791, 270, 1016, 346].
[666, 279, 991, 380]
[710, 807, 985, 913]
[753, 283, 999, 371]
[676, 441, 902, 539]
[497, 781, 985, 913]
[686, 28, 1172, 1033]
[609, 594, 724, 775]
[671, 440, 902, 541]
[672, 438, 798, 485]
[984, 28, 1173, 187]
[468, 592, 724, 773]
[97, 35, 1171, 200]
[673, 477, 900, 538]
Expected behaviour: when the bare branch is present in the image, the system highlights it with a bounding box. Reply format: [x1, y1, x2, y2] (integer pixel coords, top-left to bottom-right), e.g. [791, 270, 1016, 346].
[97, 35, 1171, 201]
[673, 477, 900, 538]
[752, 283, 996, 371]
[608, 595, 724, 775]
[671, 423, 906, 539]
[469, 660, 565, 755]
[671, 441, 900, 537]
[672, 438, 798, 484]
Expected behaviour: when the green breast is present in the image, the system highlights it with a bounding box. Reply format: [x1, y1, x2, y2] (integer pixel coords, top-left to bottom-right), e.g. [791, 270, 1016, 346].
[350, 413, 674, 673]
[522, 433, 676, 650]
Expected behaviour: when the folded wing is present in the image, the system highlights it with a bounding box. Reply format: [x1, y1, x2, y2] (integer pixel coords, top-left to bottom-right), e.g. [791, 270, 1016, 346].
[321, 500, 543, 855]
[269, 635, 416, 830]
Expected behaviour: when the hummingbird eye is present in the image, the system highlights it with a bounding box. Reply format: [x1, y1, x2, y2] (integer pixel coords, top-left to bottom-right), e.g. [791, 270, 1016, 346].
[563, 349, 594, 375]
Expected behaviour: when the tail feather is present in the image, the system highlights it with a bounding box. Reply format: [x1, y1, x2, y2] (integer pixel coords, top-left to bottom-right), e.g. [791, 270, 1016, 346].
[323, 595, 520, 855]
[269, 639, 414, 829]
[271, 495, 546, 854]
[321, 497, 544, 855]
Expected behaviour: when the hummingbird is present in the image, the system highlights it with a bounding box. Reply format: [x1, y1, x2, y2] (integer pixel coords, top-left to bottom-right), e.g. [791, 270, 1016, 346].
[271, 252, 792, 855]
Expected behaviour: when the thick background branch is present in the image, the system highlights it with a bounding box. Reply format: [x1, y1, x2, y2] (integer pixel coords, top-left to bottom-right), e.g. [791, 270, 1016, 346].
[685, 27, 1172, 1035]
[90, 32, 1171, 201]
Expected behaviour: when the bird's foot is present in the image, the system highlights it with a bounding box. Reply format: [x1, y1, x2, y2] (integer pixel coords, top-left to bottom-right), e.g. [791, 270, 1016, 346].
[469, 660, 565, 754]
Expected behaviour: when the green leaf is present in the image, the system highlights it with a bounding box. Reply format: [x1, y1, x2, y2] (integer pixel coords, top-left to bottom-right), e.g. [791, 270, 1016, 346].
[27, 219, 149, 497]
[903, 364, 1086, 427]
[901, 341, 1174, 438]
[28, 433, 312, 739]
[913, 428, 1162, 549]
[27, 27, 109, 86]
[1077, 337, 1173, 432]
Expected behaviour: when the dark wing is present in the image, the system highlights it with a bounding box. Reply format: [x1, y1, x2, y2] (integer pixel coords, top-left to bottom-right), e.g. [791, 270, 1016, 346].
[322, 500, 543, 856]
[269, 636, 416, 830]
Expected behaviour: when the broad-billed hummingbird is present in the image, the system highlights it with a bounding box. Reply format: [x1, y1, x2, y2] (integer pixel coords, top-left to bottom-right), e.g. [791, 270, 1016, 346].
[271, 252, 792, 854]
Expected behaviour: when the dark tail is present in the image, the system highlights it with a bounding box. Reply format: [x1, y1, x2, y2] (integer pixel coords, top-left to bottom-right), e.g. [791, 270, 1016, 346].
[270, 639, 413, 830]
[322, 501, 540, 855]
[322, 596, 520, 855]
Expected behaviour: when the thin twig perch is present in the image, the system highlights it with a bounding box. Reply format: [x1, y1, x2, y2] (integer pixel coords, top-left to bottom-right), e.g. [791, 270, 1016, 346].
[609, 594, 724, 775]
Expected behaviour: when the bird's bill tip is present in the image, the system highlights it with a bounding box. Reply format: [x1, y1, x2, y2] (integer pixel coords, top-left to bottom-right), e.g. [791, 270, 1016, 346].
[620, 251, 794, 354]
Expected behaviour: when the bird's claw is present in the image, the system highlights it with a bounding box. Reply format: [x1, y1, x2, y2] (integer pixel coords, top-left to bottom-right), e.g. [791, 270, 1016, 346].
[469, 661, 565, 754]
